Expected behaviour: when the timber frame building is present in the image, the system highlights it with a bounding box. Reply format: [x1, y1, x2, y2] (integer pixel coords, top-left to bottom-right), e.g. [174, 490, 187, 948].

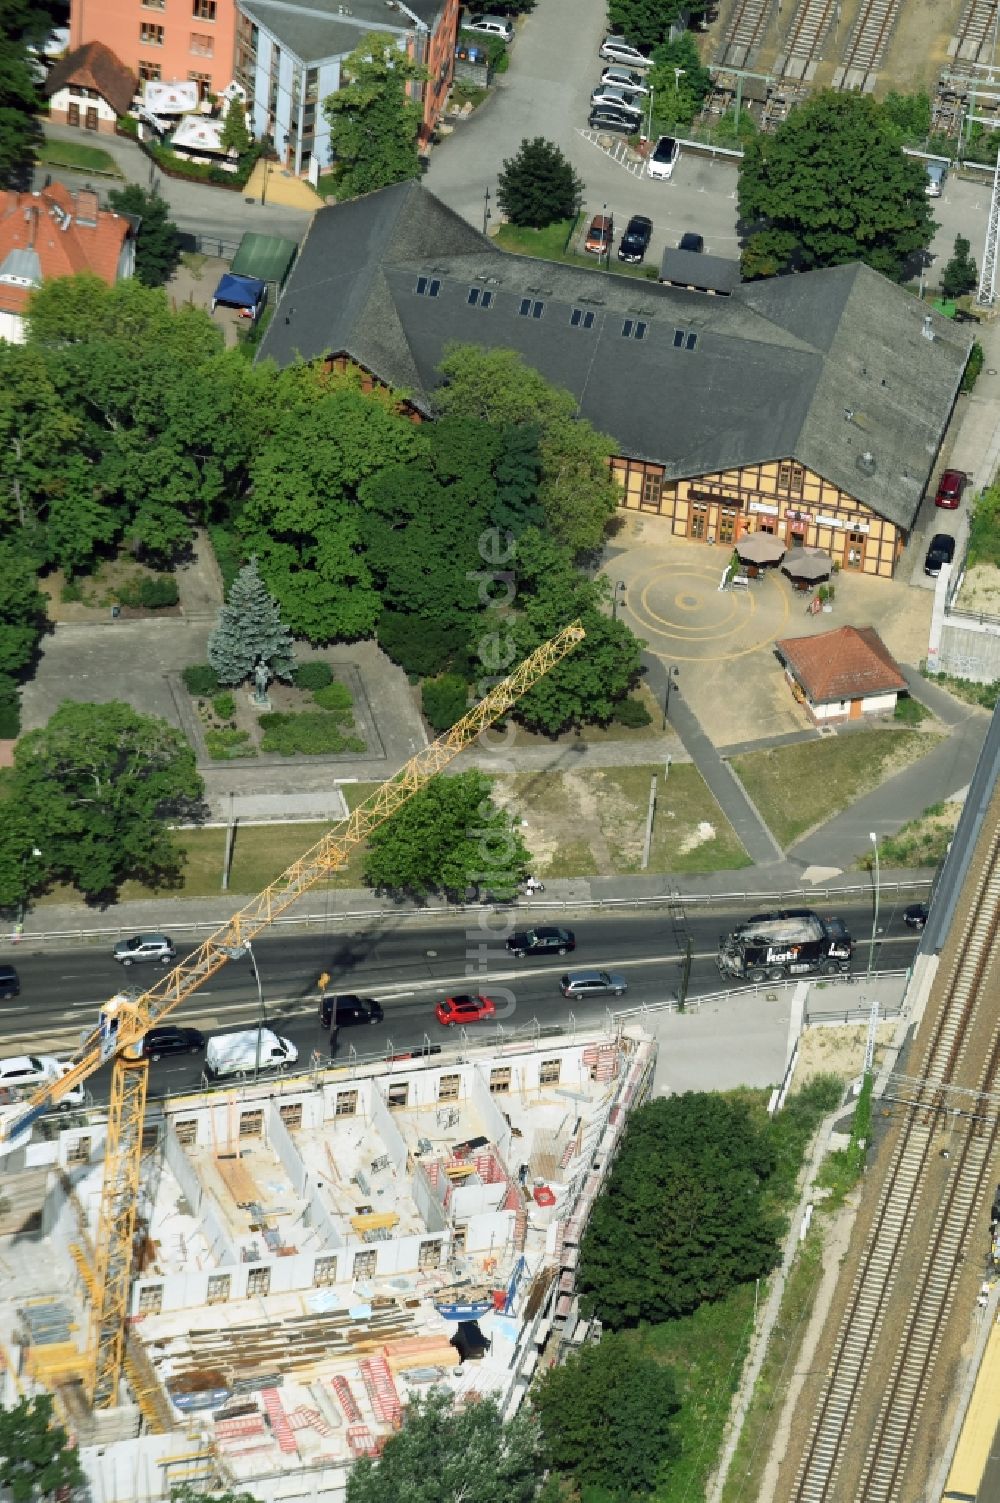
[258, 182, 972, 581]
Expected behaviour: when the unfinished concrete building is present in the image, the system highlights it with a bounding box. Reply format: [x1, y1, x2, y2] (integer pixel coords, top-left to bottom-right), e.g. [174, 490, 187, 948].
[0, 1027, 655, 1503]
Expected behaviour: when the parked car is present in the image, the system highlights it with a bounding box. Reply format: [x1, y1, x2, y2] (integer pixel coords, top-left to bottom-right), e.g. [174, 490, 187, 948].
[590, 83, 644, 113]
[319, 993, 384, 1029]
[141, 1026, 205, 1061]
[559, 969, 628, 999]
[204, 1029, 298, 1080]
[618, 214, 653, 263]
[903, 902, 929, 930]
[588, 105, 641, 134]
[0, 1054, 85, 1108]
[435, 994, 497, 1026]
[506, 926, 576, 958]
[678, 231, 704, 253]
[600, 35, 653, 68]
[584, 212, 614, 255]
[113, 933, 176, 966]
[925, 161, 946, 197]
[647, 135, 680, 180]
[0, 964, 20, 1000]
[600, 65, 649, 94]
[462, 13, 513, 40]
[924, 533, 956, 577]
[934, 469, 968, 509]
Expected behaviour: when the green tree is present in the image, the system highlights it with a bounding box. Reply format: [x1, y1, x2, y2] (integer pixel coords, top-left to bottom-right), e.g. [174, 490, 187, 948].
[941, 234, 978, 299]
[108, 185, 183, 287]
[497, 136, 583, 228]
[421, 672, 470, 731]
[647, 32, 713, 128]
[739, 90, 935, 281]
[534, 1336, 681, 1497]
[219, 99, 252, 156]
[363, 770, 530, 897]
[0, 539, 46, 677]
[377, 611, 471, 677]
[881, 90, 932, 143]
[323, 32, 426, 199]
[5, 700, 203, 902]
[436, 346, 619, 554]
[208, 556, 297, 685]
[607, 0, 706, 52]
[578, 1093, 783, 1327]
[172, 1486, 260, 1503]
[0, 0, 53, 188]
[0, 1393, 85, 1501]
[346, 1388, 540, 1503]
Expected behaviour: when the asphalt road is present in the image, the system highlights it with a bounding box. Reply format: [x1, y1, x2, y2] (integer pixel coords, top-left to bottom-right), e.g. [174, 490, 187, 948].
[4, 898, 921, 1109]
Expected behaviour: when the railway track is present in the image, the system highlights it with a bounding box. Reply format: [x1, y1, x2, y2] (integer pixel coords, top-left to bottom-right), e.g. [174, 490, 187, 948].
[954, 0, 1000, 66]
[832, 0, 902, 93]
[776, 0, 839, 83]
[716, 0, 773, 69]
[788, 829, 1000, 1502]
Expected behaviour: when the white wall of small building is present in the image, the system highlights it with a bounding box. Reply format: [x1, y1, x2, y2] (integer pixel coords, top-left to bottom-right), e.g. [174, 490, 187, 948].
[0, 307, 26, 343]
[810, 690, 898, 720]
[48, 85, 119, 131]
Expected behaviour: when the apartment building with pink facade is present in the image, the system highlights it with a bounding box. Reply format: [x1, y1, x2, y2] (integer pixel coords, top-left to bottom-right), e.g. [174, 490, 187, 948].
[69, 0, 237, 98]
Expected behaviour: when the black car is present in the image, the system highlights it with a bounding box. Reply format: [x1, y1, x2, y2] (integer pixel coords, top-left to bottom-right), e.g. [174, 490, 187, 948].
[904, 902, 929, 931]
[141, 1025, 205, 1061]
[589, 105, 640, 134]
[319, 993, 384, 1029]
[506, 925, 576, 959]
[678, 231, 704, 253]
[0, 964, 20, 1000]
[618, 215, 653, 263]
[924, 533, 955, 577]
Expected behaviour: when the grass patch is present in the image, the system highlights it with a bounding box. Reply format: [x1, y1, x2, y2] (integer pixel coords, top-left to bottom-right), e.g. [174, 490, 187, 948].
[204, 727, 256, 760]
[595, 764, 751, 874]
[492, 216, 656, 279]
[857, 799, 960, 868]
[38, 137, 121, 174]
[448, 81, 488, 110]
[732, 730, 941, 849]
[923, 667, 998, 709]
[893, 695, 929, 725]
[968, 480, 1000, 566]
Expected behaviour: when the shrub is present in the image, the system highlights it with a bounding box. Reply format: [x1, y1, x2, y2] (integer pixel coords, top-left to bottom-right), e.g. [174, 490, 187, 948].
[893, 696, 928, 725]
[293, 661, 333, 691]
[961, 339, 985, 394]
[312, 681, 353, 718]
[0, 679, 20, 739]
[205, 727, 256, 760]
[139, 575, 179, 609]
[207, 521, 244, 594]
[422, 673, 471, 732]
[183, 664, 220, 696]
[612, 696, 652, 728]
[60, 578, 85, 603]
[212, 692, 236, 720]
[258, 712, 365, 756]
[378, 610, 469, 678]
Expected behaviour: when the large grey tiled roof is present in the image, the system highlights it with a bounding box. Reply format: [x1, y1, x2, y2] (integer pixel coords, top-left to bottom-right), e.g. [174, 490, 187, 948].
[240, 0, 441, 63]
[258, 182, 972, 531]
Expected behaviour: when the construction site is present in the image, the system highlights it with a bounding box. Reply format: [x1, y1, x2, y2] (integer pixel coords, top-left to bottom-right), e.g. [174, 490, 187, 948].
[0, 1027, 656, 1502]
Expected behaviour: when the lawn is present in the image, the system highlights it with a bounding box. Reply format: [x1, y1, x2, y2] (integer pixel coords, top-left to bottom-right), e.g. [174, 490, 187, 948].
[866, 799, 961, 869]
[731, 730, 942, 849]
[493, 217, 657, 280]
[38, 137, 121, 175]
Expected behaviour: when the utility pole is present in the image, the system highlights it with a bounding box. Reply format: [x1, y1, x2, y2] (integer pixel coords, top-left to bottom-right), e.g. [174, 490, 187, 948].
[641, 775, 657, 869]
[221, 790, 236, 891]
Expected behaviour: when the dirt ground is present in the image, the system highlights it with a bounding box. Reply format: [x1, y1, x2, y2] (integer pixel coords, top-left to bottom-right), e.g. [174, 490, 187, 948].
[791, 1021, 897, 1088]
[40, 560, 180, 624]
[957, 562, 1000, 617]
[878, 0, 962, 98]
[167, 254, 241, 348]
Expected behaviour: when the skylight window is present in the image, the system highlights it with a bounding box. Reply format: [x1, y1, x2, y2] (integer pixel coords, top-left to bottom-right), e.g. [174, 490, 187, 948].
[622, 319, 647, 339]
[685, 331, 697, 350]
[519, 298, 544, 318]
[570, 308, 595, 329]
[415, 276, 441, 297]
[467, 287, 494, 308]
[673, 328, 684, 347]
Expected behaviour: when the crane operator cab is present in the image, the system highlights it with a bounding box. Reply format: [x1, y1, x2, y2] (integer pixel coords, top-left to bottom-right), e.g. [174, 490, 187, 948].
[99, 992, 145, 1063]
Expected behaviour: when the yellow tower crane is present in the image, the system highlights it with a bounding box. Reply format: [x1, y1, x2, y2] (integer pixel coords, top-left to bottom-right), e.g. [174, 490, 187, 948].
[0, 622, 584, 1412]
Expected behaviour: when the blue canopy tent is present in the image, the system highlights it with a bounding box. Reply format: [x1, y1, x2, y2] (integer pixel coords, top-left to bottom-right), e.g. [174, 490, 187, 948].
[211, 272, 267, 321]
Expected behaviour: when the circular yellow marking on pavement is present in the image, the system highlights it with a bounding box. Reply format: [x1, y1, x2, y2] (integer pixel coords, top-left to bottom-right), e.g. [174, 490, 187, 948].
[624, 566, 792, 661]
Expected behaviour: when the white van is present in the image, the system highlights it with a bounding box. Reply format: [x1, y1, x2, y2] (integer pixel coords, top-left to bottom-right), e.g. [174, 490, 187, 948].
[204, 1029, 298, 1080]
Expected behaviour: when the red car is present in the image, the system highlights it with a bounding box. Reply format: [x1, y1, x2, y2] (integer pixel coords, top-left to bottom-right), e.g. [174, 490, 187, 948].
[935, 469, 968, 509]
[435, 994, 497, 1026]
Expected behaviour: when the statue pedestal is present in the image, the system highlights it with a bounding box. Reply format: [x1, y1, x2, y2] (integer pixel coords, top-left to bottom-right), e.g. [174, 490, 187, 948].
[248, 692, 272, 712]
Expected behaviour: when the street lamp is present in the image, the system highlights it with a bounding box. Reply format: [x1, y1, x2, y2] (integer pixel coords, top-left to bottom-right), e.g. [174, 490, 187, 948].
[868, 832, 880, 980]
[673, 67, 686, 118]
[16, 846, 43, 933]
[602, 201, 610, 266]
[646, 85, 655, 143]
[483, 185, 492, 238]
[662, 665, 680, 730]
[223, 940, 266, 1079]
[612, 580, 626, 620]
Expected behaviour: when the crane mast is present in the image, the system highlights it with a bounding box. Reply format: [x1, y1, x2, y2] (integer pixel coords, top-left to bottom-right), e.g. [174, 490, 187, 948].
[1, 622, 585, 1408]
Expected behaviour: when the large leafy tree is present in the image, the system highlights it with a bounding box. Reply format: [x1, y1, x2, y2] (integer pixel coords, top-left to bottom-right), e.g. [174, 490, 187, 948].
[241, 373, 425, 641]
[346, 1388, 540, 1503]
[0, 539, 46, 678]
[363, 771, 530, 897]
[647, 32, 713, 129]
[738, 90, 935, 281]
[941, 234, 978, 299]
[436, 346, 619, 554]
[607, 0, 707, 52]
[534, 1336, 681, 1497]
[208, 556, 296, 685]
[497, 137, 583, 229]
[2, 701, 203, 903]
[0, 1393, 84, 1501]
[323, 32, 426, 199]
[0, 0, 56, 189]
[108, 185, 183, 287]
[578, 1093, 783, 1327]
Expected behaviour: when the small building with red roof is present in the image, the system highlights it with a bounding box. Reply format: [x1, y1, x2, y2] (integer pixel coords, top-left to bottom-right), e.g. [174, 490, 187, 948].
[0, 184, 135, 344]
[44, 40, 137, 133]
[774, 625, 908, 726]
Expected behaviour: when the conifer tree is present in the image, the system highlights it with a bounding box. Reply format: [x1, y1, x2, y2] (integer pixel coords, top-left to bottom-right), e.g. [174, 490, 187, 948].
[207, 557, 296, 686]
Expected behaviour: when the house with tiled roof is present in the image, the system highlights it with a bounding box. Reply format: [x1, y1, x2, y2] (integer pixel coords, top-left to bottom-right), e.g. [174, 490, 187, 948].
[0, 185, 135, 344]
[44, 40, 137, 133]
[774, 625, 908, 724]
[257, 181, 972, 581]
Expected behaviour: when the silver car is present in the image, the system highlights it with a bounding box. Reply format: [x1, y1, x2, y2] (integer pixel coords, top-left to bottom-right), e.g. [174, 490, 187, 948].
[560, 969, 628, 998]
[113, 933, 176, 966]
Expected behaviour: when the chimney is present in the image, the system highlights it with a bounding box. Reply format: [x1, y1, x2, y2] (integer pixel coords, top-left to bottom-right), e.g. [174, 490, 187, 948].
[23, 205, 39, 247]
[921, 314, 935, 343]
[75, 188, 99, 227]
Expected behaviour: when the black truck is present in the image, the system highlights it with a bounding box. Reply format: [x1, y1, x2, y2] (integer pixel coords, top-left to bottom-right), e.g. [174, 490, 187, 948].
[717, 908, 853, 983]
